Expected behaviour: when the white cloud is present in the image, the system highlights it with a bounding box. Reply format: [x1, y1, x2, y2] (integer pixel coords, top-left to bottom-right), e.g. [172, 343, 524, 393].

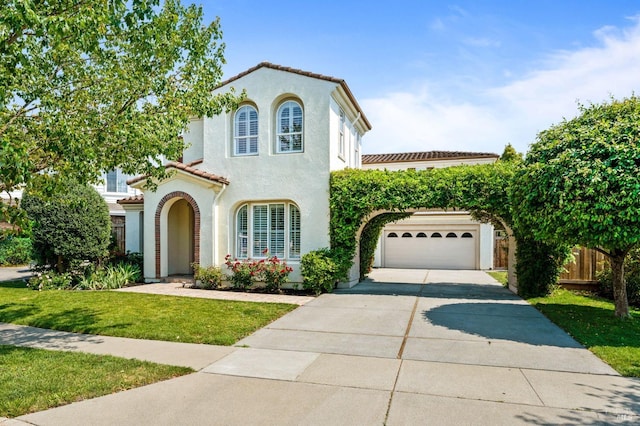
[361, 17, 640, 156]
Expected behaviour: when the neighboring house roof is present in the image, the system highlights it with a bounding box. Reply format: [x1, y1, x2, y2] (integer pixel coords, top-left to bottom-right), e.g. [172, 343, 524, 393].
[126, 161, 229, 187]
[219, 62, 372, 132]
[362, 151, 499, 165]
[117, 195, 144, 205]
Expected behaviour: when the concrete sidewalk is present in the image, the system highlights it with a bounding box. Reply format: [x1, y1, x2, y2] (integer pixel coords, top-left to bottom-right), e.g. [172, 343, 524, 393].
[4, 269, 640, 425]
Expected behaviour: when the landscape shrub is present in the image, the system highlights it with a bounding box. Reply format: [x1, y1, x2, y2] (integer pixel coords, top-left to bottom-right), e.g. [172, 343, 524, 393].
[260, 255, 293, 293]
[0, 237, 32, 266]
[598, 248, 640, 307]
[301, 248, 338, 295]
[76, 264, 142, 290]
[21, 181, 111, 273]
[224, 255, 260, 290]
[28, 271, 74, 290]
[515, 235, 572, 298]
[223, 253, 293, 292]
[192, 263, 223, 290]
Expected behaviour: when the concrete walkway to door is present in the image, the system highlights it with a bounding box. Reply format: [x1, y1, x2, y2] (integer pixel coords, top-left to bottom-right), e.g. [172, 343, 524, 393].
[8, 269, 640, 425]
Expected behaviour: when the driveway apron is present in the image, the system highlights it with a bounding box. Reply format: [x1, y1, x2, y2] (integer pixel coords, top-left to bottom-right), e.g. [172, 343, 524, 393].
[15, 269, 640, 425]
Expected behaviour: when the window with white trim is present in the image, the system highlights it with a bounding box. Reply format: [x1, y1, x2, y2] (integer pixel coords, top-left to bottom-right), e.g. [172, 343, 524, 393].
[236, 202, 301, 259]
[234, 105, 258, 155]
[106, 169, 129, 193]
[276, 101, 303, 153]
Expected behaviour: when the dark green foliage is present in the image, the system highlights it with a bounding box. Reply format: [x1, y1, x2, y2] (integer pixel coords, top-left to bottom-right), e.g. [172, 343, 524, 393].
[21, 183, 111, 273]
[359, 212, 411, 280]
[330, 163, 515, 281]
[0, 236, 32, 265]
[599, 248, 640, 307]
[512, 95, 640, 317]
[301, 249, 338, 295]
[515, 233, 572, 298]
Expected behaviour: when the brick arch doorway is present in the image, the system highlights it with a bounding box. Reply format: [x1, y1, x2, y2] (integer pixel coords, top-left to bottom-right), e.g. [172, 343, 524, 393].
[155, 192, 201, 278]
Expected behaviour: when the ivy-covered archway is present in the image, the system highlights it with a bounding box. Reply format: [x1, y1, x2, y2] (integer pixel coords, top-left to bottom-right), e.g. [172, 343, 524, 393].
[328, 162, 518, 289]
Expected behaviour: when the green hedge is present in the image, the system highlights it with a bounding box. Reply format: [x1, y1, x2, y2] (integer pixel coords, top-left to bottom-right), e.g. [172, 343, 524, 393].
[0, 237, 32, 266]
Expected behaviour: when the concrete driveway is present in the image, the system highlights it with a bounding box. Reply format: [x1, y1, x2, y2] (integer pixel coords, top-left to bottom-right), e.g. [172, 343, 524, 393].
[14, 269, 640, 425]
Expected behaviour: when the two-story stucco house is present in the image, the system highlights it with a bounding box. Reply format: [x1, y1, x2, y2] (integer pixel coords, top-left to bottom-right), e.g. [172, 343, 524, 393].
[118, 63, 372, 283]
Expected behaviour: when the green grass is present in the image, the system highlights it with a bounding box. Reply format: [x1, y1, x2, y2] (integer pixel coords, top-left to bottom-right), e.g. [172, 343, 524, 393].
[0, 345, 192, 418]
[487, 271, 508, 286]
[0, 280, 297, 345]
[529, 289, 640, 377]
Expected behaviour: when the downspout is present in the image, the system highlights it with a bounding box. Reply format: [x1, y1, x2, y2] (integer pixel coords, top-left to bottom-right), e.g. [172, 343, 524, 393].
[212, 183, 227, 266]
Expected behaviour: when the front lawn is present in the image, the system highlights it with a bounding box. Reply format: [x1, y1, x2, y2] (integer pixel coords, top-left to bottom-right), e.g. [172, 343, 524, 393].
[0, 280, 297, 345]
[529, 289, 640, 377]
[0, 345, 192, 418]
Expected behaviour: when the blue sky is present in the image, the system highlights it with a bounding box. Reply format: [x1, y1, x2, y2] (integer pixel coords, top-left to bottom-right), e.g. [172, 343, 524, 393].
[202, 1, 640, 155]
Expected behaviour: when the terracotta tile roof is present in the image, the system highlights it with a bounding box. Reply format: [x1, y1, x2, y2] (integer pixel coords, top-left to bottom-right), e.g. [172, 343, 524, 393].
[126, 161, 229, 187]
[117, 195, 144, 205]
[218, 62, 372, 131]
[362, 151, 499, 164]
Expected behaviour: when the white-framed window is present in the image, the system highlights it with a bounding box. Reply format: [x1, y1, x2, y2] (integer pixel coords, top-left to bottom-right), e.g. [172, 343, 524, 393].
[276, 100, 303, 153]
[234, 105, 258, 155]
[235, 202, 301, 259]
[106, 169, 129, 193]
[339, 109, 345, 158]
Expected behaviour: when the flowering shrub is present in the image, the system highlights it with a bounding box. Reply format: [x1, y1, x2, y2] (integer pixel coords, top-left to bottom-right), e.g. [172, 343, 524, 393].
[224, 251, 293, 293]
[192, 263, 223, 290]
[224, 255, 260, 290]
[260, 255, 293, 293]
[28, 271, 73, 291]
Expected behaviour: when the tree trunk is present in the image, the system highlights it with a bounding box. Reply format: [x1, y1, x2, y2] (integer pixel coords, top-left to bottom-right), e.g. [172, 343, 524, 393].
[610, 250, 630, 318]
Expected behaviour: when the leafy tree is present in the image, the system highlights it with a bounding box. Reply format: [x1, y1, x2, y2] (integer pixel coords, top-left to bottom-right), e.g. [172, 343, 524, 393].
[513, 95, 640, 318]
[500, 143, 523, 163]
[1, 0, 240, 229]
[22, 182, 111, 273]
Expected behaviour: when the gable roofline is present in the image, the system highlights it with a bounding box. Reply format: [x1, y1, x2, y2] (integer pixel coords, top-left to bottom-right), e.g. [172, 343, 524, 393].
[218, 62, 372, 132]
[127, 161, 229, 187]
[362, 151, 500, 165]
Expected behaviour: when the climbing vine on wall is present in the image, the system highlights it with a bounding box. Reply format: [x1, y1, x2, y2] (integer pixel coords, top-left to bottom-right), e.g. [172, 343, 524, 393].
[329, 162, 515, 280]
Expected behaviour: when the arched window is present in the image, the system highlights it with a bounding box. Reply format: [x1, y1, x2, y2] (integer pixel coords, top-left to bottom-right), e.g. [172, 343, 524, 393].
[234, 105, 258, 155]
[277, 101, 303, 153]
[416, 232, 427, 238]
[402, 232, 413, 238]
[461, 232, 473, 238]
[236, 202, 300, 259]
[446, 232, 458, 238]
[387, 232, 398, 238]
[431, 232, 442, 238]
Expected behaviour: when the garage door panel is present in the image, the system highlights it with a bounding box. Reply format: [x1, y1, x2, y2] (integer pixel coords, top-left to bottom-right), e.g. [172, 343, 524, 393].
[384, 230, 476, 269]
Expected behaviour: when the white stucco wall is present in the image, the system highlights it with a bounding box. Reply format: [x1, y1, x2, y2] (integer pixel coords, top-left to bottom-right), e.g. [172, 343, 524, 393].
[200, 68, 354, 281]
[135, 66, 369, 282]
[182, 119, 204, 163]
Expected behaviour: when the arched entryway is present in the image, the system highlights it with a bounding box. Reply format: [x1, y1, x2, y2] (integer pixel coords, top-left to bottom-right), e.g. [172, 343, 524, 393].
[155, 191, 201, 278]
[167, 199, 195, 275]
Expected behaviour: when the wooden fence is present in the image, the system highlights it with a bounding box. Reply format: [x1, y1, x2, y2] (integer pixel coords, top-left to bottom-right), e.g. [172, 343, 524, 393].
[494, 236, 607, 287]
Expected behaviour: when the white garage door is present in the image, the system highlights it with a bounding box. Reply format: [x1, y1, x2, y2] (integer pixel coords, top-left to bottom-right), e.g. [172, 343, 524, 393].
[384, 230, 476, 269]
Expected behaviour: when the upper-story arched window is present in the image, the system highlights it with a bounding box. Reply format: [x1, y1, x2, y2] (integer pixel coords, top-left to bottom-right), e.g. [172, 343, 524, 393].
[234, 105, 258, 155]
[276, 100, 303, 153]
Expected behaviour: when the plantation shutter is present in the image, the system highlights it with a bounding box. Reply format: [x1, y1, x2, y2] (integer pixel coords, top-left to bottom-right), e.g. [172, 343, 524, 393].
[235, 106, 258, 155]
[269, 204, 285, 257]
[237, 205, 248, 258]
[290, 205, 300, 258]
[253, 205, 268, 256]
